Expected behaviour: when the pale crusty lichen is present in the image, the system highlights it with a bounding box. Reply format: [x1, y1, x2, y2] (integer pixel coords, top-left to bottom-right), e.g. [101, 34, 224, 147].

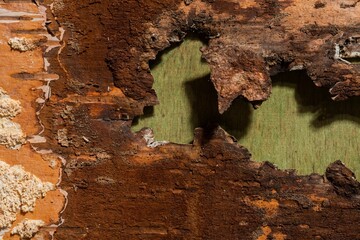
[11, 219, 45, 239]
[0, 88, 21, 119]
[141, 128, 168, 148]
[0, 88, 21, 118]
[8, 37, 36, 52]
[56, 128, 69, 147]
[0, 119, 26, 149]
[0, 88, 26, 149]
[0, 161, 54, 234]
[0, 89, 21, 119]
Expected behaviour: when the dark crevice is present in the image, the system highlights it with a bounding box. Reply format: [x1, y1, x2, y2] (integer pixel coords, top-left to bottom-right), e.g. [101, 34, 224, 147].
[184, 74, 252, 142]
[340, 0, 360, 8]
[343, 57, 360, 64]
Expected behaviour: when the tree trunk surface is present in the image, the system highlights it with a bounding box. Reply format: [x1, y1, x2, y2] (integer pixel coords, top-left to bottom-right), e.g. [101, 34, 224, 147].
[1, 0, 360, 239]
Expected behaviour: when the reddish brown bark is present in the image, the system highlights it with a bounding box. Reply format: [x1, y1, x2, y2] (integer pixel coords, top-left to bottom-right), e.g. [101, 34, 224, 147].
[36, 0, 360, 239]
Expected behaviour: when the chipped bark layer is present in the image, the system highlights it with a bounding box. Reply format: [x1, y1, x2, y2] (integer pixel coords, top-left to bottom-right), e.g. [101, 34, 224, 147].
[28, 0, 360, 239]
[0, 2, 65, 239]
[103, 0, 360, 113]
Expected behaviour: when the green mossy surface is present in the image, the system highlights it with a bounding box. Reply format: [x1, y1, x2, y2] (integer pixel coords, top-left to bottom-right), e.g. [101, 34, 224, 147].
[132, 37, 360, 177]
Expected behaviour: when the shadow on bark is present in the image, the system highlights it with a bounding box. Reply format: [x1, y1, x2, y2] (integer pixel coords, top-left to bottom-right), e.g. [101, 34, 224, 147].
[133, 69, 360, 144]
[274, 70, 360, 128]
[184, 74, 252, 142]
[185, 70, 360, 143]
[132, 35, 360, 145]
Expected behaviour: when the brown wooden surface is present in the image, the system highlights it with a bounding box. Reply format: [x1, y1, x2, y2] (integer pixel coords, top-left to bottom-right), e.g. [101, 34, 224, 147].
[27, 0, 360, 239]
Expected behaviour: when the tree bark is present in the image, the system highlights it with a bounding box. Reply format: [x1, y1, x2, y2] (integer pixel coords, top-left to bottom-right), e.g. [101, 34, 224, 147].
[2, 0, 360, 239]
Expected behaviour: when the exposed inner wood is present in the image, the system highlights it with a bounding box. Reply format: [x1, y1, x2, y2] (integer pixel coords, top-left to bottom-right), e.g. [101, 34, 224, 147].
[2, 0, 358, 239]
[133, 37, 360, 178]
[132, 36, 212, 144]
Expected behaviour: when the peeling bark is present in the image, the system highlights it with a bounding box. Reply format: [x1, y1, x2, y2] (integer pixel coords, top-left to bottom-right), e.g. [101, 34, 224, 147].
[15, 0, 360, 239]
[103, 0, 360, 113]
[0, 2, 65, 239]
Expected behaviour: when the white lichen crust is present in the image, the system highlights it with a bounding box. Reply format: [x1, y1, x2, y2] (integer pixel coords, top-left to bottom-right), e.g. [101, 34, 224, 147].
[141, 128, 169, 148]
[0, 161, 54, 232]
[56, 128, 69, 147]
[11, 219, 45, 239]
[0, 88, 25, 149]
[8, 37, 36, 52]
[0, 119, 26, 149]
[0, 89, 21, 119]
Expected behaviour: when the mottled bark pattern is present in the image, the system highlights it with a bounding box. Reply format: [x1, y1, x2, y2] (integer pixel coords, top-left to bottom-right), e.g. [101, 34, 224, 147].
[37, 0, 360, 239]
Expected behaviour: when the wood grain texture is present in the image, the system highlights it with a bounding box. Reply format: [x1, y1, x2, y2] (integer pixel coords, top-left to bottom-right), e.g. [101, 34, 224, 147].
[132, 37, 211, 144]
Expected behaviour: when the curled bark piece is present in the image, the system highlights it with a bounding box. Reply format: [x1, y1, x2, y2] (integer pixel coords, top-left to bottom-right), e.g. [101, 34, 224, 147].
[326, 160, 360, 197]
[202, 45, 271, 112]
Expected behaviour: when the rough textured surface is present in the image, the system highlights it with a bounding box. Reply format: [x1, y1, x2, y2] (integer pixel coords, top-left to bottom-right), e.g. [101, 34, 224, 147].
[0, 88, 25, 149]
[0, 161, 53, 236]
[8, 37, 36, 52]
[3, 0, 359, 239]
[102, 0, 360, 113]
[38, 0, 360, 239]
[0, 2, 66, 239]
[0, 89, 21, 119]
[11, 219, 45, 239]
[0, 119, 25, 149]
[53, 127, 360, 239]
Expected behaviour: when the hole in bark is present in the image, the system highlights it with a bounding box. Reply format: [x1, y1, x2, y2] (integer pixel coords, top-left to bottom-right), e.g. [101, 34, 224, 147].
[132, 37, 360, 177]
[132, 35, 250, 144]
[239, 71, 360, 177]
[132, 35, 211, 143]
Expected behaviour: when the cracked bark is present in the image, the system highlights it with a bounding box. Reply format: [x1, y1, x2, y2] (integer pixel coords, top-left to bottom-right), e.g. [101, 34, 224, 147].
[30, 0, 360, 239]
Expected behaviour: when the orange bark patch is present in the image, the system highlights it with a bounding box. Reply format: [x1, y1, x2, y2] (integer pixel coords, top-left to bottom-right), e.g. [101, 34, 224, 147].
[257, 226, 272, 240]
[0, 2, 65, 239]
[273, 232, 287, 240]
[246, 197, 279, 217]
[309, 194, 328, 212]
